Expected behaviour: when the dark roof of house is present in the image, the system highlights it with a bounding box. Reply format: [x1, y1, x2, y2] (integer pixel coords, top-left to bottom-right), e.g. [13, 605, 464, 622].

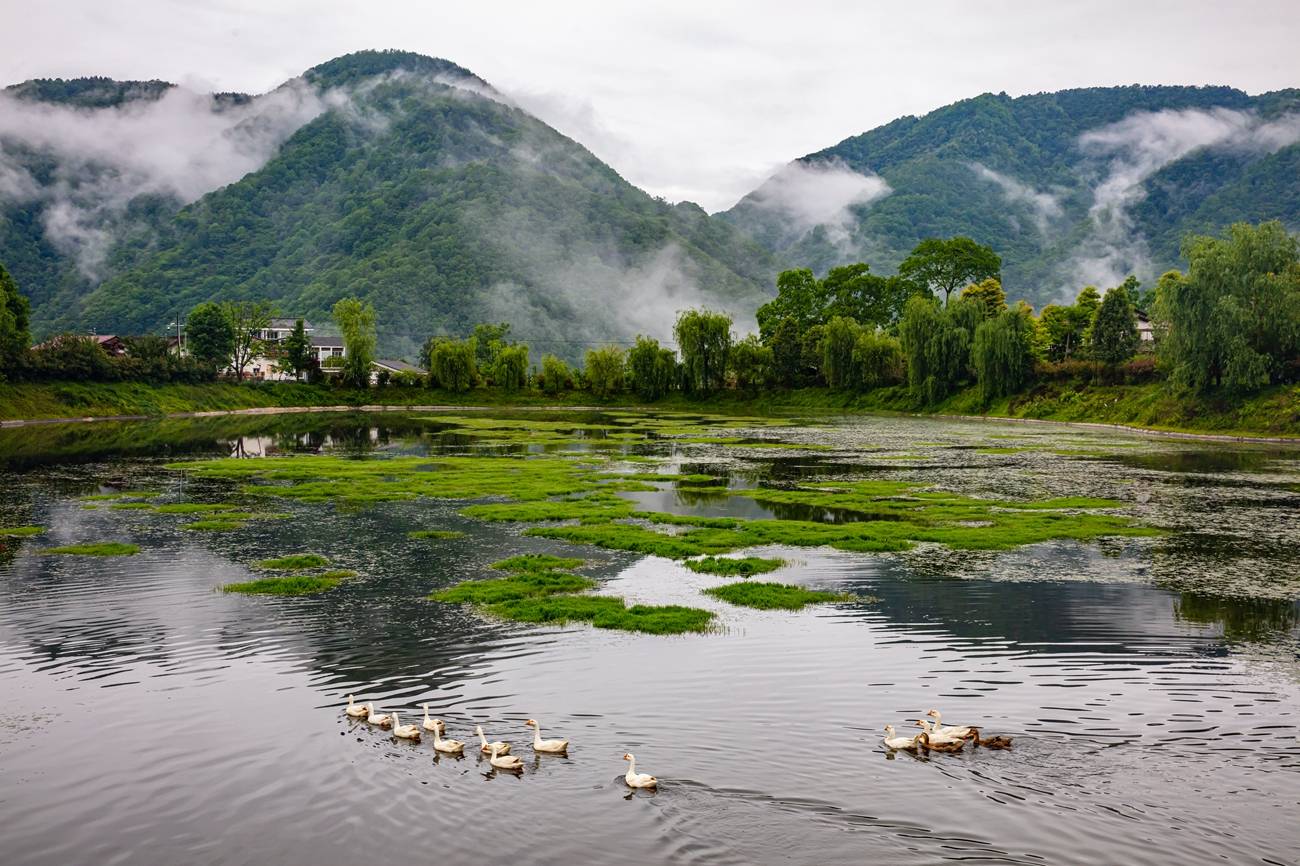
[269, 317, 314, 330]
[372, 358, 423, 373]
[309, 335, 344, 348]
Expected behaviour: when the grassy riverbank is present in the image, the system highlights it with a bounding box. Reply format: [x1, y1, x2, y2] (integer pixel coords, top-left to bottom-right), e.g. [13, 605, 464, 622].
[1, 379, 1297, 438]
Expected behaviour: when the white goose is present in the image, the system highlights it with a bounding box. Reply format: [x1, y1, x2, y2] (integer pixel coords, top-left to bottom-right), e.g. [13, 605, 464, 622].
[391, 712, 421, 740]
[489, 744, 524, 771]
[924, 709, 975, 740]
[476, 724, 510, 756]
[422, 704, 445, 734]
[622, 753, 657, 789]
[365, 703, 392, 728]
[914, 719, 965, 746]
[883, 724, 923, 751]
[344, 695, 369, 718]
[525, 718, 569, 754]
[431, 720, 465, 755]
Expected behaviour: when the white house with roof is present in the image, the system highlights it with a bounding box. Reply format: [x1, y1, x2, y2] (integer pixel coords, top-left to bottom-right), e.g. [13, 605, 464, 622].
[244, 318, 348, 380]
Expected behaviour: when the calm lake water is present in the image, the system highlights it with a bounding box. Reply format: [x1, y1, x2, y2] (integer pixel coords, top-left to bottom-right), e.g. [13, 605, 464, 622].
[1, 410, 1298, 866]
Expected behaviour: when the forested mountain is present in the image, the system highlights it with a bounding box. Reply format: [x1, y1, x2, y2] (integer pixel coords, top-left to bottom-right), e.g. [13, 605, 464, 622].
[0, 51, 775, 356]
[722, 85, 1300, 307]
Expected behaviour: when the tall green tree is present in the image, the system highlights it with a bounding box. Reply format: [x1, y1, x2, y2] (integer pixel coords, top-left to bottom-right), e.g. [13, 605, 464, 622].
[729, 334, 773, 390]
[540, 354, 572, 396]
[898, 295, 978, 405]
[626, 336, 677, 401]
[972, 307, 1037, 401]
[821, 264, 918, 328]
[430, 338, 477, 391]
[471, 323, 512, 374]
[1090, 287, 1140, 366]
[0, 262, 32, 378]
[1156, 221, 1300, 392]
[821, 316, 862, 389]
[853, 329, 905, 390]
[960, 277, 1007, 317]
[898, 237, 1002, 305]
[332, 297, 376, 388]
[584, 346, 625, 398]
[277, 318, 313, 381]
[494, 344, 529, 391]
[766, 316, 805, 387]
[184, 302, 235, 371]
[221, 300, 275, 381]
[674, 309, 732, 394]
[756, 268, 825, 339]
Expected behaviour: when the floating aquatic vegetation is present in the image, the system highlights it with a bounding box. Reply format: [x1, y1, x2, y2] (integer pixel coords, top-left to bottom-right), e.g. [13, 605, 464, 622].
[486, 595, 714, 635]
[684, 556, 785, 576]
[79, 490, 161, 501]
[44, 542, 139, 556]
[182, 520, 246, 532]
[463, 493, 633, 523]
[221, 573, 350, 595]
[704, 581, 854, 610]
[108, 502, 155, 510]
[256, 553, 330, 570]
[408, 529, 465, 540]
[491, 554, 585, 572]
[430, 571, 596, 604]
[0, 525, 45, 537]
[153, 503, 231, 514]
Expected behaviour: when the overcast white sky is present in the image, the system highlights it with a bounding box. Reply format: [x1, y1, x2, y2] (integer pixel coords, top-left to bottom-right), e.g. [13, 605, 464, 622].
[2, 1, 1297, 211]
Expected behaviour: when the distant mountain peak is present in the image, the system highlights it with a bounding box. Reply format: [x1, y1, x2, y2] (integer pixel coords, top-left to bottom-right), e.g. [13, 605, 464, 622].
[4, 76, 176, 108]
[303, 49, 491, 93]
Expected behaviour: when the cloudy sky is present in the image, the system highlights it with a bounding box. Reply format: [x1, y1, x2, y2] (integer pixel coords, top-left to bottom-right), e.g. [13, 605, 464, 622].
[2, 0, 1297, 211]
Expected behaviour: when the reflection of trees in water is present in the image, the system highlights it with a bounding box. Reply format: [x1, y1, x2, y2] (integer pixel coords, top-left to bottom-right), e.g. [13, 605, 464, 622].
[1174, 593, 1299, 642]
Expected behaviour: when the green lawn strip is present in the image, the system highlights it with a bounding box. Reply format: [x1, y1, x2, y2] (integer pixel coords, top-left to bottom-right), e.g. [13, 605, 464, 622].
[44, 542, 139, 556]
[704, 581, 855, 610]
[684, 556, 785, 576]
[491, 554, 585, 572]
[0, 525, 45, 537]
[408, 529, 465, 539]
[430, 570, 596, 604]
[255, 553, 330, 570]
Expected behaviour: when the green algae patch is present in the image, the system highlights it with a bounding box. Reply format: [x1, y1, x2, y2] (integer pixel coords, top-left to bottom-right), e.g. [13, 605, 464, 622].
[705, 582, 854, 610]
[80, 491, 161, 501]
[153, 503, 231, 514]
[684, 556, 785, 576]
[431, 571, 596, 604]
[0, 525, 45, 537]
[491, 554, 585, 572]
[462, 493, 633, 523]
[108, 502, 155, 510]
[222, 574, 346, 596]
[409, 529, 464, 540]
[256, 553, 330, 570]
[488, 595, 714, 635]
[182, 520, 247, 532]
[45, 542, 139, 556]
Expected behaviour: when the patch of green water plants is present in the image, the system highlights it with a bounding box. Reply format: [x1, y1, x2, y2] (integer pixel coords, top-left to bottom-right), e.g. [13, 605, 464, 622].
[487, 596, 714, 635]
[0, 525, 45, 537]
[182, 520, 246, 532]
[256, 553, 330, 570]
[221, 571, 353, 596]
[684, 556, 785, 576]
[108, 502, 155, 510]
[408, 529, 465, 540]
[153, 503, 231, 514]
[44, 542, 139, 556]
[430, 570, 597, 604]
[491, 554, 585, 572]
[704, 582, 854, 610]
[462, 493, 633, 523]
[80, 490, 160, 501]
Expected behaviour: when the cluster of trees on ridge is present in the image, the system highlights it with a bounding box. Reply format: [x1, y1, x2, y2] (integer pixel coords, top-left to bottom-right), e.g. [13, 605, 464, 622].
[2, 221, 1298, 405]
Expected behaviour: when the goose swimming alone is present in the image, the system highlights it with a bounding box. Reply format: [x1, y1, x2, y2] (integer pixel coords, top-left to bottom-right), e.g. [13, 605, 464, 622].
[622, 753, 657, 789]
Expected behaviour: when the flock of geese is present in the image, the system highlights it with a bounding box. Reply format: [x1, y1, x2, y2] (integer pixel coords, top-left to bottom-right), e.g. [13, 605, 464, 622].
[344, 696, 658, 788]
[883, 709, 1014, 753]
[347, 697, 1012, 787]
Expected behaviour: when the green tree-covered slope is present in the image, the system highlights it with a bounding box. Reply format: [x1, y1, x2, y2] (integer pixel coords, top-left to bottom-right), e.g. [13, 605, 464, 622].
[2, 51, 775, 356]
[722, 85, 1300, 307]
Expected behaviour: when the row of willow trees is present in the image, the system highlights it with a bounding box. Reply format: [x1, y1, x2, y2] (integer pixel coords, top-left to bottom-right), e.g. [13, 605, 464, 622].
[415, 222, 1300, 404]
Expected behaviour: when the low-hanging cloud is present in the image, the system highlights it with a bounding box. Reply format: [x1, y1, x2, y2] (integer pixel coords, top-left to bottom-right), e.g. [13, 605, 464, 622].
[0, 79, 333, 279]
[747, 158, 890, 248]
[1063, 106, 1300, 293]
[968, 162, 1063, 234]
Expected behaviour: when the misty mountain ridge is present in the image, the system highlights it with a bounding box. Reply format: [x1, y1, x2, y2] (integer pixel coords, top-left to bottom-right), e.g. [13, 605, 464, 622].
[724, 84, 1300, 306]
[0, 50, 775, 357]
[1, 50, 1297, 355]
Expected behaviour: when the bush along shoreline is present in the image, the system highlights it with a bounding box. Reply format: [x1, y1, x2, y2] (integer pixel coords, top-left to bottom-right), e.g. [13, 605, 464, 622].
[2, 223, 1297, 438]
